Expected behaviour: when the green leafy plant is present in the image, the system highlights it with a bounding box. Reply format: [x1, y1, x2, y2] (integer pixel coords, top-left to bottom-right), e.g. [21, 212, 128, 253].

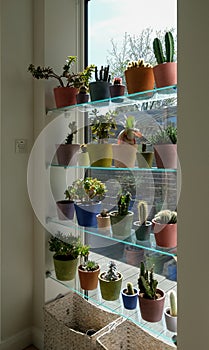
[65, 121, 78, 144]
[150, 125, 177, 145]
[28, 56, 95, 88]
[169, 290, 177, 316]
[153, 31, 175, 65]
[117, 192, 132, 216]
[79, 260, 99, 272]
[138, 262, 158, 300]
[65, 177, 107, 203]
[137, 200, 148, 224]
[48, 232, 89, 260]
[154, 209, 177, 224]
[90, 109, 117, 143]
[102, 261, 120, 281]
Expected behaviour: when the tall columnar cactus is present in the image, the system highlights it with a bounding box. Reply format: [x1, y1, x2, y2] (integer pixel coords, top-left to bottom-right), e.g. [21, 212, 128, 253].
[126, 282, 135, 295]
[165, 32, 175, 62]
[169, 290, 177, 316]
[117, 192, 132, 216]
[153, 38, 165, 65]
[138, 200, 148, 224]
[138, 262, 158, 299]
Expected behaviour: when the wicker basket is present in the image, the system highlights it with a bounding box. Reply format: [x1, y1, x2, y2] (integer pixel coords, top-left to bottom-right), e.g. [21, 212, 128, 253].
[44, 291, 120, 350]
[96, 318, 175, 350]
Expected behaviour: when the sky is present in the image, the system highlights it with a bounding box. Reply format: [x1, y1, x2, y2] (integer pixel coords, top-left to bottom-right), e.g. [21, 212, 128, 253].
[88, 0, 177, 67]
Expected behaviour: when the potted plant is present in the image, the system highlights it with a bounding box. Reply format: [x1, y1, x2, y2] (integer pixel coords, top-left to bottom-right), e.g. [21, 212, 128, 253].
[153, 31, 177, 88]
[138, 262, 165, 322]
[133, 200, 152, 242]
[98, 261, 123, 301]
[121, 282, 138, 310]
[78, 143, 90, 166]
[48, 232, 89, 281]
[96, 209, 111, 231]
[66, 177, 107, 227]
[109, 77, 125, 101]
[56, 121, 80, 166]
[124, 58, 155, 94]
[89, 65, 111, 101]
[56, 186, 75, 221]
[136, 143, 154, 168]
[109, 192, 134, 239]
[28, 56, 95, 108]
[76, 85, 89, 104]
[150, 124, 177, 169]
[78, 259, 100, 291]
[123, 245, 145, 267]
[152, 209, 177, 248]
[113, 115, 142, 168]
[164, 289, 177, 333]
[87, 108, 117, 167]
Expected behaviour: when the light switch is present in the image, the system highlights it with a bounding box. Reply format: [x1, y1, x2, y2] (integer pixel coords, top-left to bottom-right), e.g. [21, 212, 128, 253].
[15, 139, 27, 153]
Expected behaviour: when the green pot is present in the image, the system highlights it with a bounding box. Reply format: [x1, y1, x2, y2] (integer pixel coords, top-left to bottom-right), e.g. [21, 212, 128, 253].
[99, 272, 123, 301]
[109, 211, 134, 239]
[87, 143, 113, 167]
[53, 256, 78, 281]
[136, 151, 154, 168]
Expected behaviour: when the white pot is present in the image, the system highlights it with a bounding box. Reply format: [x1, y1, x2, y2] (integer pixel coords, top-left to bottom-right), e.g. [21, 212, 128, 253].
[164, 307, 177, 333]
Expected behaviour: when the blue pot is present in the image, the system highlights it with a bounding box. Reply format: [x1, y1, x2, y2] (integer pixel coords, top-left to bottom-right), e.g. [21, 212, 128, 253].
[74, 201, 101, 227]
[122, 288, 138, 310]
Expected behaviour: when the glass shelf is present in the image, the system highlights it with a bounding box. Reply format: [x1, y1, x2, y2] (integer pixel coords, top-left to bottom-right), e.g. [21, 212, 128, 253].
[46, 217, 177, 258]
[47, 85, 177, 115]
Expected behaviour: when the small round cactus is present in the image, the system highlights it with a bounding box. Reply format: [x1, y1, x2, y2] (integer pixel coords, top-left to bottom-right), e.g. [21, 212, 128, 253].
[154, 209, 177, 224]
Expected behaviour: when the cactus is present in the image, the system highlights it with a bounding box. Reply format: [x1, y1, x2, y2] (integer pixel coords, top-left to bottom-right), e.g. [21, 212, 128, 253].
[126, 282, 135, 295]
[103, 261, 120, 281]
[117, 192, 132, 216]
[126, 59, 152, 69]
[94, 65, 111, 82]
[153, 38, 165, 64]
[138, 200, 148, 224]
[154, 210, 177, 224]
[165, 31, 174, 62]
[100, 209, 109, 217]
[169, 290, 177, 316]
[138, 262, 158, 299]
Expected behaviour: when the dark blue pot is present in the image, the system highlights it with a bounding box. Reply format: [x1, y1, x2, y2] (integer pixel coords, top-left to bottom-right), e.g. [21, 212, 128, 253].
[74, 201, 101, 227]
[122, 288, 138, 310]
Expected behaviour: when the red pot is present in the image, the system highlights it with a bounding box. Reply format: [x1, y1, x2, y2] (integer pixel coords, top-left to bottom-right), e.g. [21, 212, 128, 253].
[138, 288, 165, 322]
[152, 220, 177, 248]
[54, 87, 78, 108]
[153, 62, 177, 88]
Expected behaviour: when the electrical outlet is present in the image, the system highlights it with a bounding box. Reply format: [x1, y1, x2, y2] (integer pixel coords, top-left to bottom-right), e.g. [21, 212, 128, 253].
[15, 139, 27, 153]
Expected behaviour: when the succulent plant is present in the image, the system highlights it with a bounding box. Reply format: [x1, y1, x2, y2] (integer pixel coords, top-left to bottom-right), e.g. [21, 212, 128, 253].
[138, 262, 158, 299]
[126, 282, 135, 295]
[90, 108, 117, 143]
[65, 121, 78, 144]
[80, 260, 99, 272]
[117, 192, 132, 216]
[150, 125, 177, 145]
[94, 65, 111, 82]
[153, 31, 175, 65]
[65, 177, 107, 203]
[154, 209, 177, 224]
[118, 115, 142, 145]
[169, 290, 177, 316]
[137, 200, 148, 224]
[103, 261, 120, 281]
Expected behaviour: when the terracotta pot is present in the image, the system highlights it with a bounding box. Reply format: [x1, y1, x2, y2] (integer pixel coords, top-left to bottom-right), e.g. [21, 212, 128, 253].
[56, 200, 74, 220]
[56, 144, 80, 166]
[153, 62, 177, 88]
[87, 143, 113, 167]
[89, 81, 111, 102]
[99, 272, 123, 301]
[54, 87, 78, 108]
[138, 288, 165, 322]
[53, 256, 78, 281]
[154, 144, 177, 169]
[136, 152, 154, 168]
[164, 307, 177, 333]
[152, 220, 177, 248]
[96, 214, 111, 230]
[125, 67, 155, 94]
[78, 265, 100, 291]
[112, 144, 137, 168]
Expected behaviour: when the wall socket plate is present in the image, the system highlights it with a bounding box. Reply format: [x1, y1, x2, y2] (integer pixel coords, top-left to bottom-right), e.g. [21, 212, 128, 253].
[15, 139, 27, 153]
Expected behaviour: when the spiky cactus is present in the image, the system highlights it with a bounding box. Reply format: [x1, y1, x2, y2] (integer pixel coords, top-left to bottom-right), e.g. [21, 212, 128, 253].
[138, 200, 148, 224]
[126, 282, 135, 295]
[154, 210, 177, 224]
[117, 192, 132, 216]
[169, 290, 177, 316]
[138, 262, 158, 299]
[153, 38, 165, 65]
[153, 31, 175, 64]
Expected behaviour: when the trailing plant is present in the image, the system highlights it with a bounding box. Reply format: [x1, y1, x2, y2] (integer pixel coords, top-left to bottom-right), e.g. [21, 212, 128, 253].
[102, 261, 120, 281]
[94, 65, 111, 82]
[117, 192, 132, 216]
[90, 109, 117, 143]
[154, 209, 177, 224]
[65, 121, 78, 144]
[118, 115, 142, 145]
[153, 31, 175, 65]
[64, 177, 107, 203]
[126, 282, 135, 295]
[150, 125, 177, 145]
[138, 262, 158, 300]
[126, 58, 152, 69]
[169, 290, 177, 316]
[137, 200, 148, 224]
[48, 232, 89, 260]
[28, 56, 95, 88]
[79, 260, 99, 272]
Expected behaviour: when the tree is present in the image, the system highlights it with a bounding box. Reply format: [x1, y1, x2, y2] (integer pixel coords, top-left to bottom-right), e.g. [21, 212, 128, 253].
[106, 27, 177, 82]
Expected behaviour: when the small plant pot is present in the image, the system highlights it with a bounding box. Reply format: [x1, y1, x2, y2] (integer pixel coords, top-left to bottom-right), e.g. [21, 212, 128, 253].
[138, 288, 165, 322]
[125, 66, 155, 94]
[123, 246, 144, 266]
[76, 92, 89, 104]
[78, 265, 100, 291]
[112, 144, 137, 168]
[164, 307, 177, 333]
[153, 62, 177, 88]
[74, 201, 101, 227]
[99, 272, 123, 301]
[87, 144, 113, 167]
[152, 220, 177, 248]
[56, 200, 74, 220]
[109, 211, 134, 239]
[89, 81, 111, 102]
[96, 214, 111, 230]
[122, 288, 138, 310]
[53, 256, 78, 281]
[136, 152, 154, 168]
[56, 144, 80, 166]
[54, 86, 78, 108]
[154, 144, 177, 169]
[133, 220, 152, 241]
[109, 84, 125, 102]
